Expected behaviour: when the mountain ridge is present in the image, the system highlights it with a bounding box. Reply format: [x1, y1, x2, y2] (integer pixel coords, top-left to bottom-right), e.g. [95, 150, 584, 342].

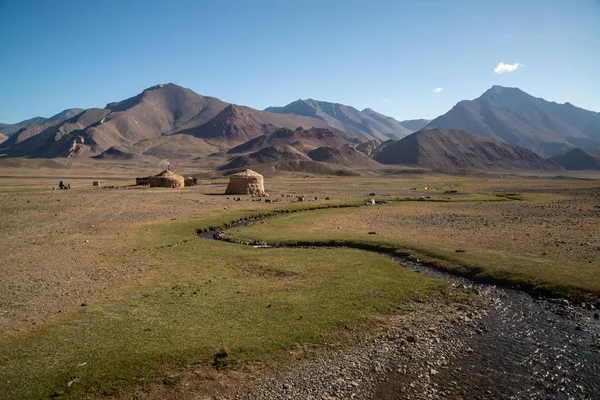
[425, 85, 600, 156]
[265, 99, 412, 141]
[374, 129, 561, 172]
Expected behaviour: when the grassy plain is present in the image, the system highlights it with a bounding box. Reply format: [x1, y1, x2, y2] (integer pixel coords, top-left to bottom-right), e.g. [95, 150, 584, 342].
[227, 191, 600, 300]
[0, 160, 598, 398]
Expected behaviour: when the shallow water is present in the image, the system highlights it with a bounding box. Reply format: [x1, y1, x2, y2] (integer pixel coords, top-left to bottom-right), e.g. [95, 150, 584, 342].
[382, 258, 600, 399]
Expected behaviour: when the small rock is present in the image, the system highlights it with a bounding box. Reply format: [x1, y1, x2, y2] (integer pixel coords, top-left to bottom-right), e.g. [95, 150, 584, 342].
[406, 335, 418, 343]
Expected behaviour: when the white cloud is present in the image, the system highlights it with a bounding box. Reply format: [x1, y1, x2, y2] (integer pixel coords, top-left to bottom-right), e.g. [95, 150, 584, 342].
[494, 62, 523, 74]
[433, 87, 443, 93]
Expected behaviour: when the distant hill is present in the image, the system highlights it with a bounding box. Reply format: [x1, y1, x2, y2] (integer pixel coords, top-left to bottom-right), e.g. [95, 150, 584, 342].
[227, 127, 350, 154]
[0, 108, 84, 137]
[374, 129, 561, 171]
[550, 148, 600, 170]
[220, 145, 309, 170]
[265, 99, 412, 141]
[0, 117, 47, 136]
[425, 86, 600, 156]
[400, 119, 431, 131]
[307, 144, 382, 169]
[0, 133, 8, 144]
[47, 108, 84, 122]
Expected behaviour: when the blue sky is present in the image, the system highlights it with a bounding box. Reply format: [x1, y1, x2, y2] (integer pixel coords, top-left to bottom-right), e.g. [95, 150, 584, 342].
[0, 0, 599, 123]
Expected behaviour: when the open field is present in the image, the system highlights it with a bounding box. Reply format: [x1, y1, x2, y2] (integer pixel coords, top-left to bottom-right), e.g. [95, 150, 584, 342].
[0, 161, 599, 398]
[226, 187, 600, 300]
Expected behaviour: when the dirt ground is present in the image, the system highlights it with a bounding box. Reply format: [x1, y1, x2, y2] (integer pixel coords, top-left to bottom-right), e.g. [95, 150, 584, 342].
[0, 160, 599, 398]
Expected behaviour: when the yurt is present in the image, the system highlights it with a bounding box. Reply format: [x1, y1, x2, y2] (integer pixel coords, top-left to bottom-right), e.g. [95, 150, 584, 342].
[147, 170, 185, 188]
[225, 169, 266, 196]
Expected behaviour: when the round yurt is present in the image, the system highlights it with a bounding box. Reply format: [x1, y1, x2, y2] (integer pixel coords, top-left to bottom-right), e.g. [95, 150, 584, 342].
[225, 169, 266, 196]
[148, 170, 185, 188]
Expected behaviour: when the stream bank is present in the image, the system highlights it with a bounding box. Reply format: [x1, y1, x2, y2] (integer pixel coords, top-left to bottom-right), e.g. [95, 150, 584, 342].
[202, 224, 600, 399]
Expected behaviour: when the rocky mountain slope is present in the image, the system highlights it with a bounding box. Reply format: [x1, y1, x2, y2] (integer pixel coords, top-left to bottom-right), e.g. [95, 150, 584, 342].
[0, 108, 83, 137]
[227, 127, 350, 154]
[374, 129, 561, 171]
[425, 86, 600, 156]
[265, 99, 412, 141]
[219, 145, 309, 170]
[181, 104, 271, 144]
[0, 84, 331, 159]
[550, 148, 600, 170]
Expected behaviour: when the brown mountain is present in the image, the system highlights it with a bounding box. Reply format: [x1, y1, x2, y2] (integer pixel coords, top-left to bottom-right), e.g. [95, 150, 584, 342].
[1, 109, 110, 157]
[227, 127, 350, 154]
[0, 133, 8, 144]
[425, 86, 600, 156]
[550, 148, 600, 170]
[0, 84, 339, 159]
[374, 129, 561, 171]
[219, 145, 309, 170]
[265, 99, 412, 141]
[307, 144, 383, 169]
[0, 84, 229, 158]
[180, 104, 271, 144]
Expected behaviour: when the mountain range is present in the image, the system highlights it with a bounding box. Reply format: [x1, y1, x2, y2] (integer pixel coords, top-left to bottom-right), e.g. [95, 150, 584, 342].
[265, 99, 413, 141]
[1, 83, 599, 172]
[0, 108, 83, 137]
[425, 86, 600, 157]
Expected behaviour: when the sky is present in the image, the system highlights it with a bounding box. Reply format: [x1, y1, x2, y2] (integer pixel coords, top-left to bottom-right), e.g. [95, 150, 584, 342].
[0, 0, 599, 124]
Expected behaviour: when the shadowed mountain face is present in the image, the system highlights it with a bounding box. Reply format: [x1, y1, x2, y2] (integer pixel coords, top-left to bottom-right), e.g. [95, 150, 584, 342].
[227, 127, 350, 154]
[265, 99, 412, 141]
[179, 104, 271, 144]
[425, 86, 600, 157]
[374, 129, 561, 171]
[219, 145, 309, 170]
[307, 144, 383, 169]
[550, 148, 600, 170]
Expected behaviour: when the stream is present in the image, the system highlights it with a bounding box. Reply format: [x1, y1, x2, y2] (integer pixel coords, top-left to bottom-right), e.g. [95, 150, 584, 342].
[201, 224, 600, 399]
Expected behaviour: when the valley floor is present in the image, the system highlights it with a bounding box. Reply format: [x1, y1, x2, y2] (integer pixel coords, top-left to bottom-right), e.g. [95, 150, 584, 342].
[0, 163, 599, 399]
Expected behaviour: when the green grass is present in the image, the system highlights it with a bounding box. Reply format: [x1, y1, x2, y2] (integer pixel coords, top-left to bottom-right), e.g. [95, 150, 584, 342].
[0, 208, 461, 399]
[224, 204, 600, 302]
